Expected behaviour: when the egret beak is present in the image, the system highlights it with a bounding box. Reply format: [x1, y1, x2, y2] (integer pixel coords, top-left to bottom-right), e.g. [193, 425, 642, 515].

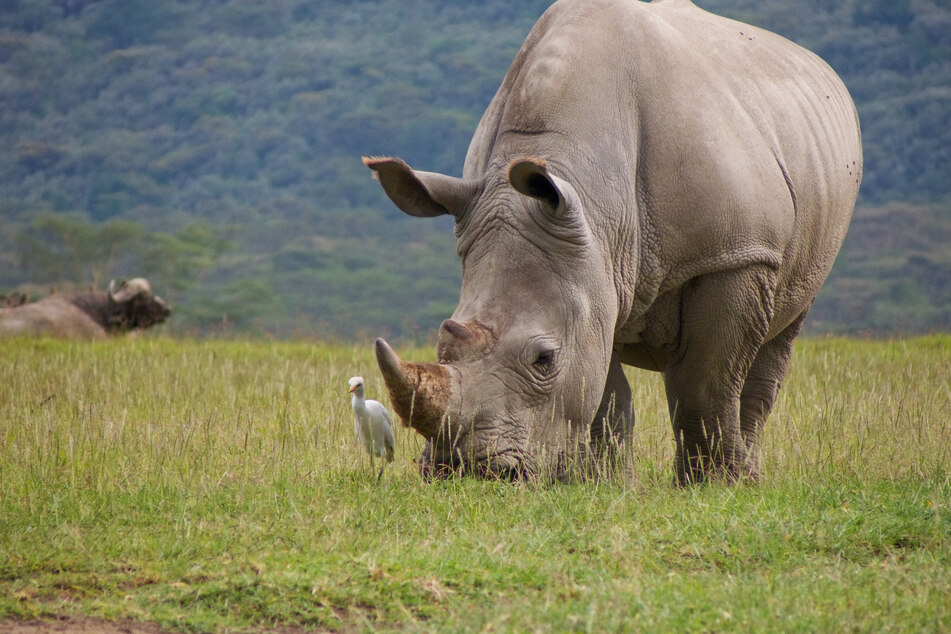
[349, 385, 357, 393]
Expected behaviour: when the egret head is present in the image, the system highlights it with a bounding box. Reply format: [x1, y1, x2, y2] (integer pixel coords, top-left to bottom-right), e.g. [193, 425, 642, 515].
[348, 376, 365, 396]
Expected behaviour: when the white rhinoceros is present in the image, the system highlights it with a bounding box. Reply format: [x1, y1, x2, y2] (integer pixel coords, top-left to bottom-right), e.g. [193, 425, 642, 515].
[365, 0, 862, 484]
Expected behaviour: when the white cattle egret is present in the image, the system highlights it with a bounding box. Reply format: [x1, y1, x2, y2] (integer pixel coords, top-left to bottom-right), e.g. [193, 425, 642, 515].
[348, 376, 395, 481]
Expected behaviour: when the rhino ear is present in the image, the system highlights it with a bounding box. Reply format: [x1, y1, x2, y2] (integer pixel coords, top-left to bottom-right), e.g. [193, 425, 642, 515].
[508, 159, 565, 212]
[363, 156, 478, 218]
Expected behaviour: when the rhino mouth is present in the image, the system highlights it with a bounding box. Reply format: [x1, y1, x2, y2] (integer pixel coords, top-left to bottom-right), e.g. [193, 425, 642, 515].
[419, 423, 608, 482]
[374, 339, 561, 481]
[418, 421, 564, 482]
[420, 436, 534, 481]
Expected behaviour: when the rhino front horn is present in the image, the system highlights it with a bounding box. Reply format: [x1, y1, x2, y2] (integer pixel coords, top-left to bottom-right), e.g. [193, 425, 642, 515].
[375, 338, 453, 439]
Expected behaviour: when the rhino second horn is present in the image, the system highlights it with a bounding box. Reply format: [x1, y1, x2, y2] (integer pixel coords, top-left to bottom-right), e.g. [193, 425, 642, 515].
[375, 338, 452, 439]
[437, 319, 473, 363]
[441, 319, 474, 340]
[437, 319, 497, 363]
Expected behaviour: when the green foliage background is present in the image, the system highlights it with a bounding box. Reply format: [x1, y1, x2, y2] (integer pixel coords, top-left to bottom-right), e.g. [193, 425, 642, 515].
[1, 0, 948, 338]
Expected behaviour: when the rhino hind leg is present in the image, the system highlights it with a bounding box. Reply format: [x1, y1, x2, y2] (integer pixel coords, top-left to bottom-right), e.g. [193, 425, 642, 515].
[739, 310, 808, 480]
[664, 266, 776, 485]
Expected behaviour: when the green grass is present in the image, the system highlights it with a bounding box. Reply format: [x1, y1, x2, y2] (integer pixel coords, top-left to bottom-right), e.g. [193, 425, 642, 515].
[1, 336, 949, 632]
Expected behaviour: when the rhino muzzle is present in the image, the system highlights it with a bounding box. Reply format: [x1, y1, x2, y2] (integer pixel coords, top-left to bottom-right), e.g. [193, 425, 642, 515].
[375, 338, 455, 438]
[377, 326, 540, 479]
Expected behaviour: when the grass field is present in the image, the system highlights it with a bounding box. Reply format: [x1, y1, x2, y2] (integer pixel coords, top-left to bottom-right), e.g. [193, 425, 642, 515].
[1, 336, 949, 632]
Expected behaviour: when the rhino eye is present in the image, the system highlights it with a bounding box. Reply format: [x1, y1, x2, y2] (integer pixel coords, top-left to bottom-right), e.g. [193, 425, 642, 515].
[532, 349, 557, 375]
[523, 337, 560, 383]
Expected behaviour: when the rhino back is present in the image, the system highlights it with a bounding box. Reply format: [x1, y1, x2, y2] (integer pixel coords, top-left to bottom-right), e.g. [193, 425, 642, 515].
[464, 0, 861, 337]
[639, 0, 862, 326]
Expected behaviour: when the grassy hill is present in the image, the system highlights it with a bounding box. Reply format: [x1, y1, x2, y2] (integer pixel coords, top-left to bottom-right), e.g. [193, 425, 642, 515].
[811, 203, 951, 334]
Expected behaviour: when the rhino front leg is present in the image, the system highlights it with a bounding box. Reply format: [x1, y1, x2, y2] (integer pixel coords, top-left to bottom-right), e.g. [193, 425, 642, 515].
[663, 266, 776, 485]
[590, 353, 634, 469]
[417, 438, 463, 480]
[739, 310, 807, 480]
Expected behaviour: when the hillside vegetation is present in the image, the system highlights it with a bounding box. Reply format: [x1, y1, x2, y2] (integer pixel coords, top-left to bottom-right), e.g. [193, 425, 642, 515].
[1, 0, 948, 338]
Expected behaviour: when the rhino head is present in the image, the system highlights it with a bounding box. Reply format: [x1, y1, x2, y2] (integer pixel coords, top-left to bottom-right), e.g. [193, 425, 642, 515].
[365, 157, 619, 479]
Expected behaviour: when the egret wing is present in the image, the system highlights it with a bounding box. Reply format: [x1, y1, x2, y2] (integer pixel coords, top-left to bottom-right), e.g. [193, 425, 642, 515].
[368, 400, 396, 462]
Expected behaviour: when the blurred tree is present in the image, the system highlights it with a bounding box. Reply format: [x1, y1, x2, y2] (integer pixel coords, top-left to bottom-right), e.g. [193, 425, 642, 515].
[140, 223, 231, 300]
[853, 0, 913, 28]
[17, 213, 142, 286]
[85, 0, 179, 49]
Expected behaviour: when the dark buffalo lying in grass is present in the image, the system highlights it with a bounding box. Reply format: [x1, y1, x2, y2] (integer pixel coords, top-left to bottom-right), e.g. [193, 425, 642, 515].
[0, 278, 170, 339]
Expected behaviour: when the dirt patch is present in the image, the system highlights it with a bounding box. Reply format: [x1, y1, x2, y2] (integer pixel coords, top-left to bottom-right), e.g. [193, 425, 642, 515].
[0, 618, 168, 633]
[1, 618, 342, 633]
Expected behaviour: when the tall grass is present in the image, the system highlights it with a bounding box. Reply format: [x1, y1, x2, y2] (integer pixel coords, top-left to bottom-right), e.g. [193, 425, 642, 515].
[1, 336, 948, 631]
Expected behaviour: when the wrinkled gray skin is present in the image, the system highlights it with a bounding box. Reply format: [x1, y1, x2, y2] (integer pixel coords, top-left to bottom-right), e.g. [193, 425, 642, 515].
[366, 0, 862, 484]
[0, 278, 171, 339]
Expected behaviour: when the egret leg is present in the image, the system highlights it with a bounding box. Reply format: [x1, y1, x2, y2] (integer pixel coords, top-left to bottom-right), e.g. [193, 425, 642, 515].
[358, 446, 372, 481]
